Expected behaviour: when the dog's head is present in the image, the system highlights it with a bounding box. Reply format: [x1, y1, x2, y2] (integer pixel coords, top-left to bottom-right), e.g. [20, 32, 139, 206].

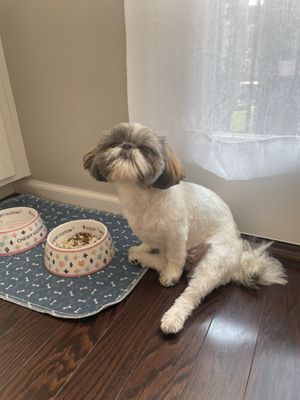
[83, 123, 184, 189]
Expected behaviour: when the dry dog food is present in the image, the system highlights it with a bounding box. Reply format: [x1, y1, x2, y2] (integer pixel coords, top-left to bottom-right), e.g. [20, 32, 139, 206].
[58, 232, 102, 249]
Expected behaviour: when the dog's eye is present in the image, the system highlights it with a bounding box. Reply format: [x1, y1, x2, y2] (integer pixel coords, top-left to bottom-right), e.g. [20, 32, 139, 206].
[139, 145, 156, 156]
[108, 142, 119, 148]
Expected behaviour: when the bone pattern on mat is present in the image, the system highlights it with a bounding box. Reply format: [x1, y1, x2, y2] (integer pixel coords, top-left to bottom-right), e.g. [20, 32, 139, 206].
[0, 195, 145, 318]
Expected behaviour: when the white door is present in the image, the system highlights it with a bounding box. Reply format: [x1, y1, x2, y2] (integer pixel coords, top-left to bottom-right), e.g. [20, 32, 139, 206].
[0, 108, 15, 180]
[0, 36, 30, 187]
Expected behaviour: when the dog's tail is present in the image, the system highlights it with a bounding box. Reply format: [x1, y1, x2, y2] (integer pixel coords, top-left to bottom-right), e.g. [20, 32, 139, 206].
[233, 240, 287, 288]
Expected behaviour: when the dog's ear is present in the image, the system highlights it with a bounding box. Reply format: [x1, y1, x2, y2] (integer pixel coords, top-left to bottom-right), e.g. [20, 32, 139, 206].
[83, 148, 107, 182]
[152, 148, 185, 189]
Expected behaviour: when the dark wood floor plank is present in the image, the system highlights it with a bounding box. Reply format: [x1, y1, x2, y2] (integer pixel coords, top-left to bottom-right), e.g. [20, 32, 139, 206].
[244, 262, 300, 400]
[54, 271, 190, 400]
[0, 302, 123, 400]
[271, 243, 300, 262]
[0, 311, 61, 388]
[115, 287, 224, 400]
[179, 284, 266, 400]
[0, 300, 30, 338]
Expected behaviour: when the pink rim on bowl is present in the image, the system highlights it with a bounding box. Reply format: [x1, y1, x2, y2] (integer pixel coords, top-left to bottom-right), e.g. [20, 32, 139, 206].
[44, 219, 115, 277]
[0, 207, 48, 256]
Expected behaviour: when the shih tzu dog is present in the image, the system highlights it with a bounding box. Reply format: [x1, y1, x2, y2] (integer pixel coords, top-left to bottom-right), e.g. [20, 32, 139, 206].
[84, 123, 287, 334]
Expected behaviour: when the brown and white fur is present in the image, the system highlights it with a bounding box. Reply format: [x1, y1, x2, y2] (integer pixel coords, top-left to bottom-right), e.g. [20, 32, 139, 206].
[84, 122, 287, 334]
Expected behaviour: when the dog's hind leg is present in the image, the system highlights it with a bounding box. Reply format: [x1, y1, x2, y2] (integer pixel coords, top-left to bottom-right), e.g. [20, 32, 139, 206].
[160, 237, 242, 334]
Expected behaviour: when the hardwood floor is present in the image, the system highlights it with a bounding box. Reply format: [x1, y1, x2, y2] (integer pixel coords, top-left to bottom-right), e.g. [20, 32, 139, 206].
[0, 198, 299, 399]
[0, 255, 298, 399]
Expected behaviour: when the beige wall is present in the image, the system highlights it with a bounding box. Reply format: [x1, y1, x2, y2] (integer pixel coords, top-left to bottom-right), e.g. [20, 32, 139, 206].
[186, 165, 300, 244]
[0, 0, 128, 195]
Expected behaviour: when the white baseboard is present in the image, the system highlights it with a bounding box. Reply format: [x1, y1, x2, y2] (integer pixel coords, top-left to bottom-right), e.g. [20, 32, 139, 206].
[0, 182, 15, 199]
[14, 178, 122, 214]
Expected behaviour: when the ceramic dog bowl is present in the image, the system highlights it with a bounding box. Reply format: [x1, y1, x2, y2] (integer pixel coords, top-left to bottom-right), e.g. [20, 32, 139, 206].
[44, 219, 115, 277]
[0, 207, 48, 256]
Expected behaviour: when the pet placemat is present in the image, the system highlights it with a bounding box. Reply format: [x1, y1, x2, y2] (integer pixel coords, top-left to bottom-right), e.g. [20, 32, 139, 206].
[0, 194, 146, 318]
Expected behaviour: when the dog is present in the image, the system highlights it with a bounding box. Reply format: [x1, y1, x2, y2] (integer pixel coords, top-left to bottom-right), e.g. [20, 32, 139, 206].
[83, 122, 287, 334]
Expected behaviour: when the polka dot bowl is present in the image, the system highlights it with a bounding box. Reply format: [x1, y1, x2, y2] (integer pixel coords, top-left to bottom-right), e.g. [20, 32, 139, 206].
[44, 220, 115, 277]
[0, 207, 47, 256]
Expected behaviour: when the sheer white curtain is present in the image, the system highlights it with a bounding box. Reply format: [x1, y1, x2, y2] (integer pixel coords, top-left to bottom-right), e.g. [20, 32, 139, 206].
[124, 0, 300, 180]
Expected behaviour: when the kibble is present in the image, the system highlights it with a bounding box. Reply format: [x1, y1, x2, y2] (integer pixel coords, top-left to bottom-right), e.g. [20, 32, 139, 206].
[58, 232, 102, 249]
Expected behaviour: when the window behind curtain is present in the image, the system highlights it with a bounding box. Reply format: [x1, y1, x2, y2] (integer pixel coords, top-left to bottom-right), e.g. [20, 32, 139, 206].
[201, 0, 300, 138]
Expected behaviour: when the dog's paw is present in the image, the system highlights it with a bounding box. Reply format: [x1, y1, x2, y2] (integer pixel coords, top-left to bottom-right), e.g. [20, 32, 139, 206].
[128, 255, 144, 267]
[159, 273, 180, 287]
[128, 247, 140, 263]
[128, 247, 145, 267]
[129, 258, 142, 266]
[160, 308, 185, 334]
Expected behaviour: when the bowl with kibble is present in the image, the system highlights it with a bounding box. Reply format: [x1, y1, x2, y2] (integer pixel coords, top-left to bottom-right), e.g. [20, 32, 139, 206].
[44, 220, 115, 277]
[0, 207, 47, 256]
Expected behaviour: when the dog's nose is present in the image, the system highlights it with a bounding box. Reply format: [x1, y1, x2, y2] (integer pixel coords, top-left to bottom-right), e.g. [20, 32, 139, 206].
[122, 143, 132, 150]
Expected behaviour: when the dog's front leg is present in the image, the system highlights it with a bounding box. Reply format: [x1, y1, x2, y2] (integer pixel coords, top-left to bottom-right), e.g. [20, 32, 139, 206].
[159, 239, 186, 287]
[128, 243, 167, 272]
[128, 243, 154, 260]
